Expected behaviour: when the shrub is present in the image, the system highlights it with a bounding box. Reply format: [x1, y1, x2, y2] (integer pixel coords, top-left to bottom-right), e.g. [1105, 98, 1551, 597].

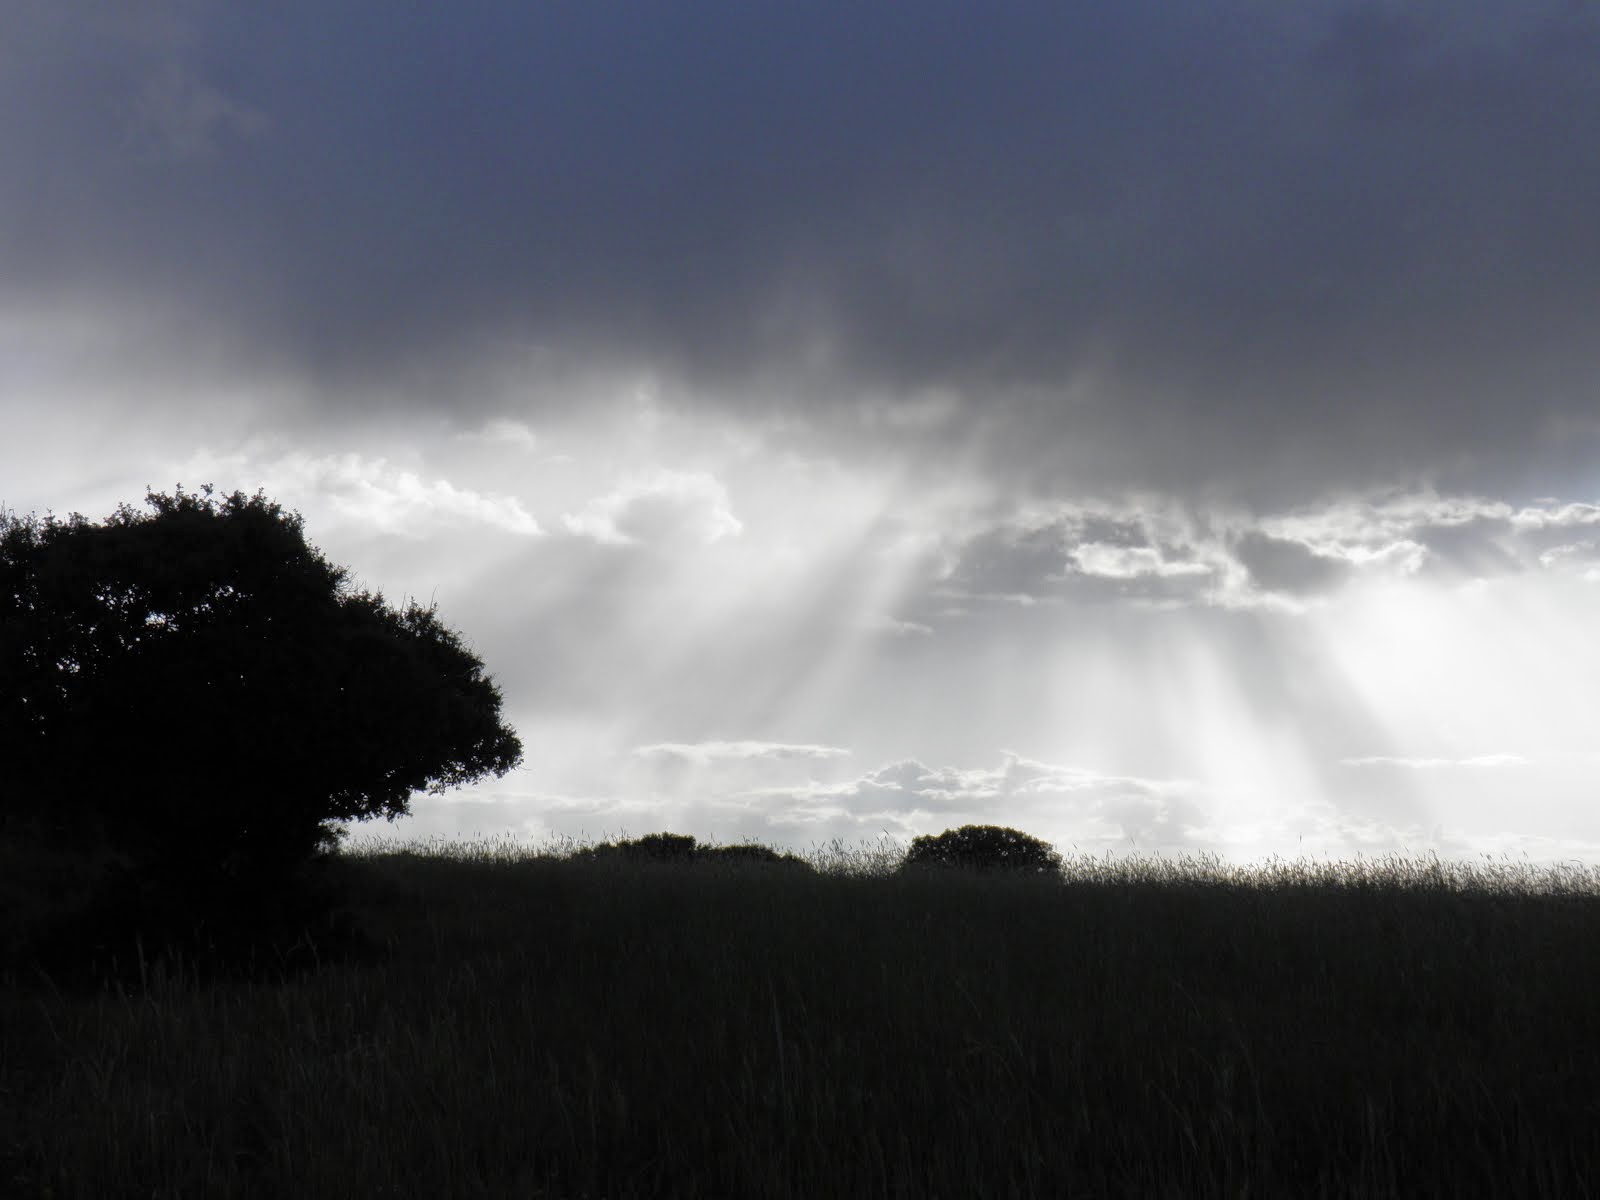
[568, 833, 697, 866]
[899, 824, 1064, 876]
[702, 843, 815, 872]
[626, 832, 701, 862]
[567, 834, 815, 873]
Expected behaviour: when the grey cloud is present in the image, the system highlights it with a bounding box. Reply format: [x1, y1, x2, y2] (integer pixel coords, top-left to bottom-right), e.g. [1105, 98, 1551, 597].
[1269, 494, 1600, 584]
[1408, 516, 1524, 580]
[1233, 532, 1354, 597]
[933, 505, 1223, 611]
[6, 2, 1600, 502]
[1075, 516, 1154, 549]
[562, 471, 742, 548]
[127, 63, 271, 160]
[912, 489, 1600, 623]
[941, 523, 1070, 602]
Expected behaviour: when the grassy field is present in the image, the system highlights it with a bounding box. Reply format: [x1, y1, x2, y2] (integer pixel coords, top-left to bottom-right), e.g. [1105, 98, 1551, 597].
[4, 838, 1600, 1198]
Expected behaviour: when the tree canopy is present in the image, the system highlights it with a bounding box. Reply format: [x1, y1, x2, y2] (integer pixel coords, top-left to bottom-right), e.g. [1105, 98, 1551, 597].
[899, 824, 1064, 876]
[0, 487, 522, 876]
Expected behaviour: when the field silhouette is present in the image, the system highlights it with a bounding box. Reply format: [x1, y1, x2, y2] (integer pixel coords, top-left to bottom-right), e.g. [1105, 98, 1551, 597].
[5, 835, 1600, 1198]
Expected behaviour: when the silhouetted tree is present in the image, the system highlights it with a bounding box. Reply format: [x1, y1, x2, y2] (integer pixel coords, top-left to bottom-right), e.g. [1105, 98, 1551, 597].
[0, 487, 521, 977]
[702, 843, 815, 872]
[899, 824, 1063, 876]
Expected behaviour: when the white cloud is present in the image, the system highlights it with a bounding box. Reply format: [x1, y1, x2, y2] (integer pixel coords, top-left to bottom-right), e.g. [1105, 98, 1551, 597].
[1511, 502, 1600, 531]
[563, 469, 742, 547]
[741, 752, 1204, 845]
[456, 418, 541, 451]
[1340, 754, 1530, 770]
[863, 615, 934, 637]
[178, 447, 543, 536]
[1538, 540, 1600, 572]
[1071, 542, 1212, 581]
[1343, 539, 1429, 574]
[633, 741, 851, 765]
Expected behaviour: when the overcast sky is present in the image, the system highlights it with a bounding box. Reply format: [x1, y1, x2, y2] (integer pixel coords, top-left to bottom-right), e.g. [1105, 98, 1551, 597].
[6, 1, 1600, 863]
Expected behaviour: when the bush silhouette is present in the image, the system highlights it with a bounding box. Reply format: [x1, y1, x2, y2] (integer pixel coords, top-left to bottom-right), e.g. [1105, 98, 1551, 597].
[0, 487, 521, 982]
[899, 824, 1064, 876]
[568, 832, 699, 866]
[702, 843, 814, 872]
[569, 834, 814, 873]
[627, 832, 701, 861]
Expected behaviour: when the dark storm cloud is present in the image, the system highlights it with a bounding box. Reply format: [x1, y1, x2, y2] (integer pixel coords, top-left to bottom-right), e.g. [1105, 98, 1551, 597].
[6, 1, 1600, 500]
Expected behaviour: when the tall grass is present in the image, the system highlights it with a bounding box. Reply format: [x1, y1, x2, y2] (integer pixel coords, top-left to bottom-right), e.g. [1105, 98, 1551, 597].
[4, 839, 1599, 1198]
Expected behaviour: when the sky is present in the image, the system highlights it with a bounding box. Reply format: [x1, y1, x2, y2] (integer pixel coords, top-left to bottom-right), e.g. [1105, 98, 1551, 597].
[5, 0, 1600, 864]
